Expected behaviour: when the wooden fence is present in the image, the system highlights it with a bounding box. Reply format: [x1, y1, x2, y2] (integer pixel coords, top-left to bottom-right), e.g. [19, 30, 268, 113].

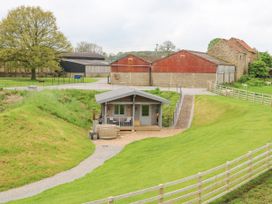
[211, 84, 272, 106]
[84, 143, 272, 204]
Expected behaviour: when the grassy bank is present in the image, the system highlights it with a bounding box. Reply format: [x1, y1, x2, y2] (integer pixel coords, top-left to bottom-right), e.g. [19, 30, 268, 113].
[0, 77, 97, 88]
[213, 170, 272, 204]
[11, 96, 272, 204]
[0, 90, 100, 191]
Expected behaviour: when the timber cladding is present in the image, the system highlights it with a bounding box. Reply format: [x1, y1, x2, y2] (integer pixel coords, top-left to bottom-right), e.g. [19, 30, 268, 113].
[152, 50, 217, 73]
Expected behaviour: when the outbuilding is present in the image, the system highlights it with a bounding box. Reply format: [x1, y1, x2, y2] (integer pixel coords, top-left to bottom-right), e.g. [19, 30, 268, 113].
[152, 50, 235, 87]
[60, 52, 110, 77]
[110, 54, 152, 86]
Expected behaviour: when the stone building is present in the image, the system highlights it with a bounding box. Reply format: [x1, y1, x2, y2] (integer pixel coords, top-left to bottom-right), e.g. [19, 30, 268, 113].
[208, 38, 257, 80]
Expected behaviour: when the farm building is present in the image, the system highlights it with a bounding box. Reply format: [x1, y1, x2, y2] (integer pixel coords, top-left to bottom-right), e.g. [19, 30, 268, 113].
[208, 37, 257, 80]
[152, 50, 235, 87]
[110, 50, 235, 88]
[60, 52, 110, 77]
[110, 54, 164, 86]
[95, 88, 169, 131]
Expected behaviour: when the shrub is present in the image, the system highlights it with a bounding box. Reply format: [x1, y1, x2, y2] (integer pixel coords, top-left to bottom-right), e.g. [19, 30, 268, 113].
[248, 60, 269, 78]
[238, 75, 251, 83]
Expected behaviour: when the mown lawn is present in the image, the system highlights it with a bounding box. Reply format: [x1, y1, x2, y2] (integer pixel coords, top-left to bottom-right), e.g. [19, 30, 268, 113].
[230, 79, 272, 95]
[0, 90, 101, 191]
[213, 170, 272, 204]
[11, 96, 272, 204]
[0, 77, 97, 88]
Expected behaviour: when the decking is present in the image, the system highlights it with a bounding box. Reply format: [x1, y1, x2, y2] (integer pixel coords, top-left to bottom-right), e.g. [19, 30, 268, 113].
[119, 125, 161, 131]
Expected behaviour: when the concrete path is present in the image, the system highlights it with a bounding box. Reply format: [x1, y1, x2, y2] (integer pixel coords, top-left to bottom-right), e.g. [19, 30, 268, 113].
[175, 95, 195, 129]
[5, 78, 213, 95]
[0, 145, 122, 203]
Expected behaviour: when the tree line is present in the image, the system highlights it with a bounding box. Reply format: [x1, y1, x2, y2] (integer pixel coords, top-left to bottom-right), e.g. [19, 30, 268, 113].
[0, 6, 178, 80]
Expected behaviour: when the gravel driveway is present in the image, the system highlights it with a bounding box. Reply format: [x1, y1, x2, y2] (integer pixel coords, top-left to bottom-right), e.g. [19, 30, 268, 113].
[5, 78, 213, 95]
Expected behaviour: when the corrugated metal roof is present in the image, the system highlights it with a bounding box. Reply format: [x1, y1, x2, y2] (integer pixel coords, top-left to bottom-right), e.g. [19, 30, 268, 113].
[95, 88, 169, 104]
[61, 59, 109, 66]
[61, 52, 105, 60]
[186, 50, 233, 65]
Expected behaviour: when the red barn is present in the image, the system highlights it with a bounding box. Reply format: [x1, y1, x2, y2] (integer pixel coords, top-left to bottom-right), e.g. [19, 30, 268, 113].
[110, 54, 152, 86]
[152, 50, 235, 87]
[110, 50, 235, 88]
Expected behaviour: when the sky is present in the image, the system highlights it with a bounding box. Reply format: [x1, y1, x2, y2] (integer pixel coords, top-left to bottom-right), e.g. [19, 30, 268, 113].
[0, 0, 272, 54]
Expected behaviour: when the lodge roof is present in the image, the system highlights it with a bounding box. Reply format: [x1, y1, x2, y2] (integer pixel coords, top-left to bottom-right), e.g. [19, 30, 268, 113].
[95, 88, 169, 104]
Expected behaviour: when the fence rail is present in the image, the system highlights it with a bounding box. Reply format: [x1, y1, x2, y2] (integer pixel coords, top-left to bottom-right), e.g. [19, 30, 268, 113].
[210, 84, 272, 106]
[84, 143, 272, 204]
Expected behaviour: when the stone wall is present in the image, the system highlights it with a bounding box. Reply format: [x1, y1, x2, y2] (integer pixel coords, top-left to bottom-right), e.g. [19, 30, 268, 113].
[208, 40, 257, 80]
[151, 73, 216, 88]
[110, 72, 150, 86]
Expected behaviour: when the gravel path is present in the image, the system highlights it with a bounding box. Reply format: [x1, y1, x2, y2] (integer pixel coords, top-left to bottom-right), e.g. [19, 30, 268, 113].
[5, 78, 213, 95]
[0, 128, 183, 203]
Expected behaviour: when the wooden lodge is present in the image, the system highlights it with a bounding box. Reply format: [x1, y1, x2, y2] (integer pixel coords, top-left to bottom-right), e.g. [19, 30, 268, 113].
[95, 88, 169, 131]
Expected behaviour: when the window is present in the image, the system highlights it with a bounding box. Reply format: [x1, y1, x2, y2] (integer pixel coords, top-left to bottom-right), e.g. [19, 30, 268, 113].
[114, 105, 125, 115]
[141, 105, 149, 116]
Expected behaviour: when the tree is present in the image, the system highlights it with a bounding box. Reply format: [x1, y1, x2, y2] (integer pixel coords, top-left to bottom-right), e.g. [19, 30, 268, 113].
[0, 6, 71, 80]
[249, 60, 269, 78]
[259, 52, 272, 67]
[75, 41, 103, 54]
[158, 41, 176, 53]
[208, 38, 221, 50]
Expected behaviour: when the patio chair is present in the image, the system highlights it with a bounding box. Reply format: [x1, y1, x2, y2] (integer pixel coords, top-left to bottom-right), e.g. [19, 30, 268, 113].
[109, 117, 117, 124]
[124, 117, 132, 126]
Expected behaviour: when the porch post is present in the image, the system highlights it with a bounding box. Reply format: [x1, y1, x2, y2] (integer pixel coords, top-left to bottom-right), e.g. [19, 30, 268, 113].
[104, 102, 107, 124]
[132, 95, 136, 131]
[159, 103, 162, 127]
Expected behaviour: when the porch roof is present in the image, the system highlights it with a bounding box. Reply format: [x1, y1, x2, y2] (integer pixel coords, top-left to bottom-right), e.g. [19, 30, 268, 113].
[95, 88, 169, 104]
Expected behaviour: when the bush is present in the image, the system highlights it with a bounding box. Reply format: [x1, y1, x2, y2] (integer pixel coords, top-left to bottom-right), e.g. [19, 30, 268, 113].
[249, 60, 269, 78]
[238, 75, 251, 83]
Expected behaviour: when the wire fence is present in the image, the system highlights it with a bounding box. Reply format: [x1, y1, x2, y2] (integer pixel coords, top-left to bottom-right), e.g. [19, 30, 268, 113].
[83, 143, 272, 204]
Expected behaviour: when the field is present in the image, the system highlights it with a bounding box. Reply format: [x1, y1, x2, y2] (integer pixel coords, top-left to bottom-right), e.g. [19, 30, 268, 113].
[0, 90, 100, 191]
[11, 96, 272, 204]
[230, 78, 272, 95]
[213, 170, 272, 204]
[0, 77, 97, 88]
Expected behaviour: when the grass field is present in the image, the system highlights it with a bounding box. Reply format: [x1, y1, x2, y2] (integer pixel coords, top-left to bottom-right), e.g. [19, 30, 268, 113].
[0, 90, 100, 191]
[11, 96, 272, 204]
[0, 77, 97, 88]
[230, 78, 272, 95]
[213, 170, 272, 204]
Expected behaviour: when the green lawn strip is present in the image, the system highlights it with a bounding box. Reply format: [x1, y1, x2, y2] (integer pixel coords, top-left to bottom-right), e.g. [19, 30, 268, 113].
[11, 96, 272, 204]
[0, 77, 97, 88]
[212, 170, 272, 204]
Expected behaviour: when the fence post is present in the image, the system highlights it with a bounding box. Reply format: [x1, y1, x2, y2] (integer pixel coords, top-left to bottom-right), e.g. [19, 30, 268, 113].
[247, 151, 253, 178]
[158, 184, 164, 204]
[197, 172, 202, 204]
[267, 143, 271, 169]
[225, 161, 231, 191]
[108, 196, 114, 204]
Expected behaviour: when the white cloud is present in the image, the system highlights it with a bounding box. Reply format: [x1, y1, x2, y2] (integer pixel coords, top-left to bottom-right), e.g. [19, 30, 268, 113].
[0, 0, 272, 53]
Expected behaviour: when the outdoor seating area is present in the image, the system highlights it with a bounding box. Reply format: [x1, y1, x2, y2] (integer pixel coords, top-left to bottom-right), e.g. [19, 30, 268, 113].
[107, 117, 132, 126]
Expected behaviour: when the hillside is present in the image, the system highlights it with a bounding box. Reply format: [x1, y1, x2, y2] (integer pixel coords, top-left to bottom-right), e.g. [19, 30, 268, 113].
[11, 96, 272, 204]
[0, 90, 99, 191]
